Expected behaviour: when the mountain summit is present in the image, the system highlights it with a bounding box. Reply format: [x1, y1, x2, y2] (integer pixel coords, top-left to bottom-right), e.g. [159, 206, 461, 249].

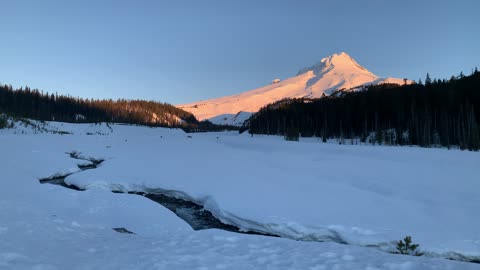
[296, 52, 373, 76]
[178, 52, 411, 126]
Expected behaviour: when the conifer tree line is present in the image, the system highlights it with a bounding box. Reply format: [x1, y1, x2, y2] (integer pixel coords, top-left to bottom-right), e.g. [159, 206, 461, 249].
[246, 69, 480, 150]
[0, 83, 233, 131]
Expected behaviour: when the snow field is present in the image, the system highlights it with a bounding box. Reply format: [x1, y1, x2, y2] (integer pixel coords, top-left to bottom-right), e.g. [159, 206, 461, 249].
[1, 121, 479, 269]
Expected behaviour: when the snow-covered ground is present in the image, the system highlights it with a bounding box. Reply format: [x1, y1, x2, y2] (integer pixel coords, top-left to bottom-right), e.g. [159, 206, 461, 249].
[1, 121, 479, 269]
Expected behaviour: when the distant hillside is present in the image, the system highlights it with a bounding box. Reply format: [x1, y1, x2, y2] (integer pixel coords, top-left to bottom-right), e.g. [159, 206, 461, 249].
[0, 83, 234, 131]
[246, 69, 480, 150]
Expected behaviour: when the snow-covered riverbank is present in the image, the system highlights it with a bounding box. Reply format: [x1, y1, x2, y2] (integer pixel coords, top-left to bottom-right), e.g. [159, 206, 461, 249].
[1, 121, 479, 269]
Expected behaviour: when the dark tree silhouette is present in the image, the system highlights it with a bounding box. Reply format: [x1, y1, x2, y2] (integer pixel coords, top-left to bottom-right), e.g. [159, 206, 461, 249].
[246, 70, 480, 150]
[0, 84, 237, 132]
[425, 73, 432, 85]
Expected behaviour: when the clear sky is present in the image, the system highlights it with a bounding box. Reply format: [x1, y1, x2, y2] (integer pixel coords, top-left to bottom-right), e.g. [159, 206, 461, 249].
[0, 0, 478, 104]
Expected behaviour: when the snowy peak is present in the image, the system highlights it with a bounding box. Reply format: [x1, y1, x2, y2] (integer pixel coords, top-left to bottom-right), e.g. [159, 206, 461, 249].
[297, 52, 372, 76]
[178, 52, 411, 125]
[295, 52, 383, 98]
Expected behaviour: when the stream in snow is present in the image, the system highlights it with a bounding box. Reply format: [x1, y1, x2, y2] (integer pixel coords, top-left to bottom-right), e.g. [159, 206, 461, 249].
[37, 150, 479, 265]
[39, 152, 281, 238]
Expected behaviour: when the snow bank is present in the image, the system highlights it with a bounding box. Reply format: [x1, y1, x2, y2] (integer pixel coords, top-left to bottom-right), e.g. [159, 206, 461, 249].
[1, 122, 479, 269]
[57, 125, 480, 257]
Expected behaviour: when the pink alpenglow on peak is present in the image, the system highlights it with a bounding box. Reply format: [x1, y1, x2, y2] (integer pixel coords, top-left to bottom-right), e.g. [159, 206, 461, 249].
[178, 52, 412, 126]
[296, 52, 373, 76]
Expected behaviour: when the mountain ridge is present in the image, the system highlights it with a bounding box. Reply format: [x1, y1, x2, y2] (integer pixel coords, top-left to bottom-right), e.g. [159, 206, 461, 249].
[178, 52, 412, 126]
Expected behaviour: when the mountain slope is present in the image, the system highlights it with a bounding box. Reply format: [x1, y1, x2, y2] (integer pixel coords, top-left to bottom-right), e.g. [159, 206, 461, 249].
[178, 52, 411, 125]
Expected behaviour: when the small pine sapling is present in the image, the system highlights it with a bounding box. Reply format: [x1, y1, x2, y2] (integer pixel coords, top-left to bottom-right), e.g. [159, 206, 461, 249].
[395, 236, 423, 256]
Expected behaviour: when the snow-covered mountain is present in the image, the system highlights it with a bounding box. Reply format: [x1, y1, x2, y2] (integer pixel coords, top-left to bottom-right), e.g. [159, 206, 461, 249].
[178, 52, 411, 126]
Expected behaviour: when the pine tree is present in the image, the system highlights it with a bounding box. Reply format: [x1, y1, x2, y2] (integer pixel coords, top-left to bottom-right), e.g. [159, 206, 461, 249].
[0, 115, 7, 129]
[425, 73, 432, 85]
[284, 126, 299, 141]
[396, 236, 423, 256]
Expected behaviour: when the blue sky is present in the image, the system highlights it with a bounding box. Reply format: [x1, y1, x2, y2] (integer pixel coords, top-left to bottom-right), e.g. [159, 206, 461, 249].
[0, 0, 478, 104]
